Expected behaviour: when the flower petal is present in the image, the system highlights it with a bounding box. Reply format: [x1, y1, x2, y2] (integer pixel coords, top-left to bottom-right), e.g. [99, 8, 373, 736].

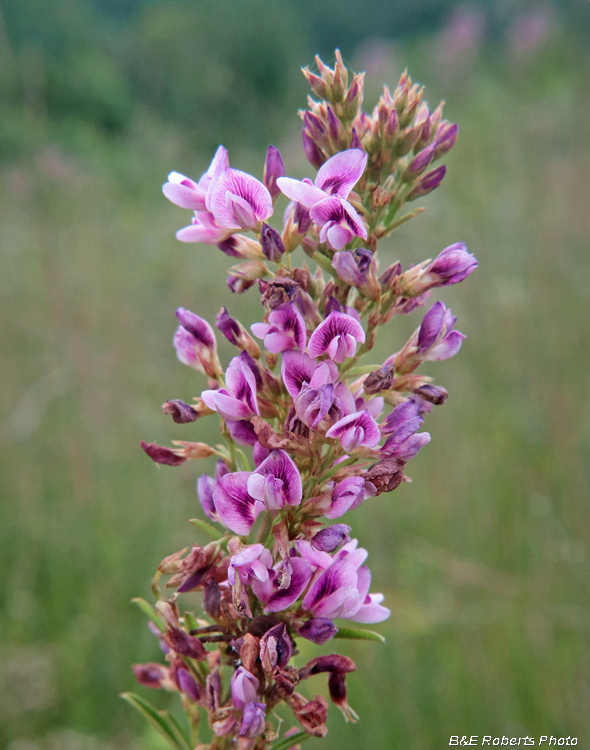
[423, 331, 466, 361]
[276, 177, 327, 210]
[213, 472, 263, 535]
[325, 410, 381, 448]
[207, 168, 273, 228]
[281, 351, 317, 398]
[248, 449, 302, 507]
[315, 149, 367, 199]
[308, 311, 365, 359]
[252, 558, 313, 612]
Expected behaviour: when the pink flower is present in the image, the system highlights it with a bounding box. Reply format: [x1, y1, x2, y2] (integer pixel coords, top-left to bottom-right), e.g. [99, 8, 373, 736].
[207, 168, 273, 231]
[251, 302, 307, 353]
[308, 311, 365, 363]
[162, 146, 228, 211]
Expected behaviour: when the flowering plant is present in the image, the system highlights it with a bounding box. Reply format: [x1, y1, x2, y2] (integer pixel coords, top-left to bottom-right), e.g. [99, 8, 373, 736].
[124, 50, 477, 750]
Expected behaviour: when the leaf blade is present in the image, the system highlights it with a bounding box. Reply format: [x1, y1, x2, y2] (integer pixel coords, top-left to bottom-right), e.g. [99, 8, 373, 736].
[333, 626, 386, 643]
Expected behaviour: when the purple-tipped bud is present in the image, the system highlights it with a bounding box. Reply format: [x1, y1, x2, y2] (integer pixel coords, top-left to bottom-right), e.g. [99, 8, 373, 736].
[239, 702, 266, 738]
[298, 618, 338, 644]
[379, 261, 402, 289]
[164, 627, 207, 660]
[177, 668, 201, 702]
[302, 128, 325, 169]
[434, 123, 459, 159]
[350, 127, 363, 151]
[311, 524, 351, 553]
[227, 275, 256, 294]
[405, 140, 438, 179]
[260, 622, 292, 673]
[203, 577, 222, 619]
[294, 202, 312, 234]
[264, 145, 286, 200]
[407, 165, 446, 200]
[175, 308, 216, 349]
[161, 400, 198, 424]
[261, 223, 286, 262]
[215, 306, 240, 345]
[133, 663, 167, 689]
[140, 441, 186, 466]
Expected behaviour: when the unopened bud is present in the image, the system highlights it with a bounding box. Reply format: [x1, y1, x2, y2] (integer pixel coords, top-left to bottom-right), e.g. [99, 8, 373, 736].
[311, 524, 351, 552]
[364, 364, 395, 395]
[263, 145, 286, 201]
[140, 440, 186, 467]
[217, 234, 264, 260]
[302, 66, 329, 99]
[162, 400, 198, 424]
[261, 223, 286, 262]
[298, 618, 338, 644]
[403, 140, 438, 181]
[434, 122, 458, 159]
[302, 129, 325, 169]
[407, 165, 446, 200]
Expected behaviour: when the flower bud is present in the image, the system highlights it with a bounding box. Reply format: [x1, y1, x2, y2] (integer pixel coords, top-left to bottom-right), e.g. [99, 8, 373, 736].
[364, 364, 395, 395]
[164, 627, 207, 660]
[133, 663, 168, 690]
[434, 122, 458, 160]
[215, 307, 261, 358]
[413, 383, 448, 405]
[407, 165, 446, 200]
[261, 223, 286, 262]
[161, 400, 198, 424]
[302, 66, 329, 99]
[403, 140, 438, 181]
[302, 128, 326, 169]
[263, 145, 286, 201]
[177, 667, 201, 702]
[311, 524, 351, 552]
[239, 702, 266, 738]
[298, 618, 338, 644]
[217, 234, 264, 260]
[140, 441, 186, 466]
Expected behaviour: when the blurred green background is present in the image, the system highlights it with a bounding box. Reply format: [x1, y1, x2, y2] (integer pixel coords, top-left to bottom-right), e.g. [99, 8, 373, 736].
[1, 0, 590, 748]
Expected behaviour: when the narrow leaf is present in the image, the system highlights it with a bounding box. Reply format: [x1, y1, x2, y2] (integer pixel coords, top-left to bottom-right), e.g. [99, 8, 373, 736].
[312, 252, 338, 278]
[131, 598, 165, 633]
[236, 448, 252, 472]
[161, 709, 193, 750]
[188, 517, 223, 541]
[383, 206, 425, 235]
[270, 730, 311, 750]
[120, 693, 188, 750]
[334, 626, 386, 643]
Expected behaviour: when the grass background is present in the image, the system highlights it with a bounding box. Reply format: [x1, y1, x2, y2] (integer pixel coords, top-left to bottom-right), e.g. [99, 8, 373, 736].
[1, 3, 589, 748]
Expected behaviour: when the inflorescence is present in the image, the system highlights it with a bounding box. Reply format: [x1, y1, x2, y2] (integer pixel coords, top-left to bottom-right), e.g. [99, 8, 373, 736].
[127, 50, 477, 750]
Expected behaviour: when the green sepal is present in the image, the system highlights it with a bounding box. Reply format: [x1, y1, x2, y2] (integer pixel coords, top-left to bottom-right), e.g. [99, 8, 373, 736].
[312, 252, 338, 278]
[383, 206, 425, 235]
[188, 517, 223, 541]
[344, 364, 383, 378]
[120, 693, 191, 750]
[131, 598, 165, 633]
[270, 730, 311, 750]
[334, 626, 386, 643]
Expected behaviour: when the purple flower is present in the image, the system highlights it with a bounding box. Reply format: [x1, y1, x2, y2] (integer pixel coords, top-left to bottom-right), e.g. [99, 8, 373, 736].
[197, 473, 218, 521]
[311, 196, 367, 250]
[295, 383, 334, 430]
[325, 476, 368, 519]
[263, 145, 286, 200]
[239, 702, 266, 738]
[311, 524, 352, 552]
[281, 351, 338, 399]
[161, 400, 198, 424]
[227, 419, 258, 446]
[207, 168, 273, 231]
[298, 618, 338, 644]
[251, 302, 307, 353]
[162, 146, 228, 211]
[173, 327, 219, 379]
[228, 543, 272, 586]
[425, 242, 478, 287]
[417, 301, 466, 361]
[332, 248, 374, 287]
[247, 449, 303, 510]
[231, 667, 259, 709]
[251, 557, 312, 612]
[201, 353, 259, 421]
[175, 210, 233, 245]
[381, 400, 424, 438]
[382, 431, 431, 460]
[213, 472, 265, 535]
[308, 311, 365, 363]
[325, 410, 381, 452]
[277, 149, 367, 209]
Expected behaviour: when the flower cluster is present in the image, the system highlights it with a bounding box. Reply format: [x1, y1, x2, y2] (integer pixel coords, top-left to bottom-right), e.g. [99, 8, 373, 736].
[128, 51, 477, 750]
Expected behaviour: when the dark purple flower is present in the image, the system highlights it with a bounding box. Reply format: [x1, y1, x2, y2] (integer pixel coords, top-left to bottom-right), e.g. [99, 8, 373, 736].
[207, 168, 273, 231]
[213, 471, 265, 535]
[325, 410, 381, 451]
[311, 196, 367, 250]
[161, 399, 198, 424]
[311, 525, 352, 553]
[302, 128, 325, 169]
[228, 543, 272, 587]
[261, 223, 286, 261]
[251, 557, 312, 612]
[176, 308, 217, 349]
[247, 449, 303, 510]
[177, 668, 201, 702]
[294, 201, 312, 233]
[281, 351, 338, 399]
[140, 441, 186, 466]
[133, 663, 168, 690]
[215, 306, 241, 345]
[239, 702, 266, 738]
[251, 302, 307, 353]
[382, 431, 431, 460]
[332, 249, 371, 287]
[413, 383, 449, 405]
[226, 419, 258, 446]
[231, 667, 259, 709]
[298, 618, 338, 644]
[325, 476, 368, 518]
[308, 311, 365, 363]
[201, 353, 259, 421]
[381, 400, 424, 438]
[417, 302, 466, 361]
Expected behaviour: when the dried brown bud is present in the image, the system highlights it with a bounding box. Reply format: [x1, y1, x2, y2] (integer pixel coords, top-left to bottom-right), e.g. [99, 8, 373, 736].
[364, 364, 395, 395]
[164, 627, 207, 661]
[364, 457, 406, 495]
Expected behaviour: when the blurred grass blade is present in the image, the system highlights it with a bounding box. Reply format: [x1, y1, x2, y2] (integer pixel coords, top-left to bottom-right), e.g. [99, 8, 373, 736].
[131, 597, 165, 633]
[188, 517, 223, 540]
[161, 709, 193, 749]
[120, 693, 191, 749]
[270, 731, 310, 750]
[383, 206, 425, 234]
[334, 627, 386, 643]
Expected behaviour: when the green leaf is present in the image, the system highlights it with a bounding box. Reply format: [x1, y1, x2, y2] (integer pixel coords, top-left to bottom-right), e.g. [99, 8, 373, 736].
[188, 517, 223, 541]
[270, 730, 311, 750]
[121, 693, 191, 750]
[383, 206, 425, 235]
[247, 510, 274, 546]
[131, 598, 165, 633]
[334, 626, 386, 643]
[183, 611, 199, 633]
[344, 364, 382, 378]
[236, 448, 252, 472]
